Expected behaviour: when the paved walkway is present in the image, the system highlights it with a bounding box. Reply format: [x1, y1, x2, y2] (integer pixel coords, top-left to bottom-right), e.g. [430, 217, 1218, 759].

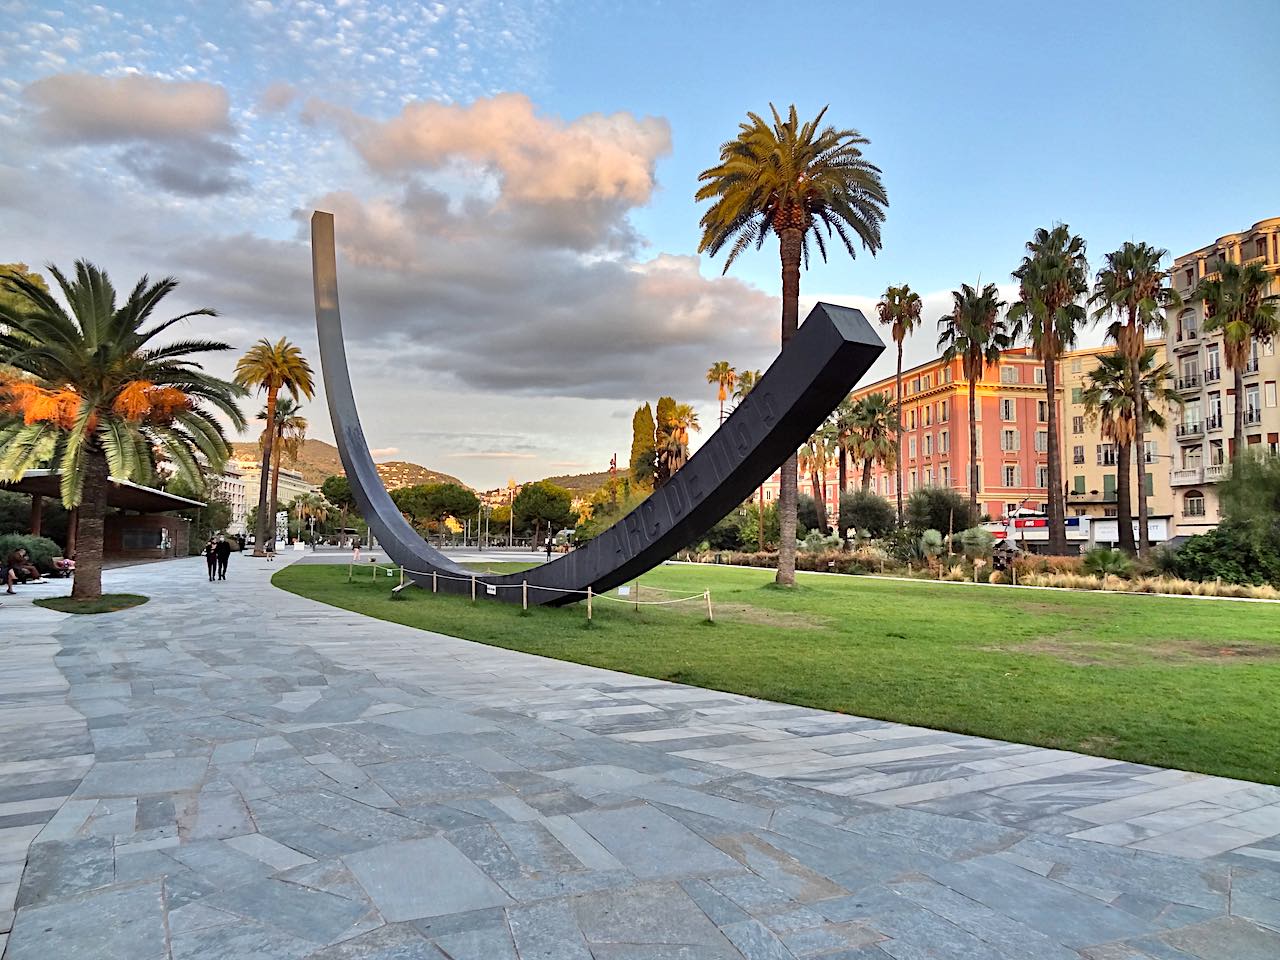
[1, 555, 1278, 959]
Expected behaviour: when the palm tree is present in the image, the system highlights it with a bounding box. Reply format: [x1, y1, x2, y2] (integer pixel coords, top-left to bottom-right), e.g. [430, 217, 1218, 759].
[1083, 350, 1182, 553]
[1008, 225, 1089, 555]
[697, 104, 887, 586]
[799, 423, 834, 533]
[937, 282, 1011, 515]
[257, 396, 308, 547]
[706, 361, 737, 425]
[1089, 242, 1180, 555]
[831, 398, 855, 496]
[848, 392, 899, 491]
[658, 403, 701, 479]
[234, 338, 314, 555]
[1195, 260, 1280, 463]
[732, 369, 762, 408]
[876, 284, 922, 524]
[0, 262, 245, 599]
[292, 491, 330, 543]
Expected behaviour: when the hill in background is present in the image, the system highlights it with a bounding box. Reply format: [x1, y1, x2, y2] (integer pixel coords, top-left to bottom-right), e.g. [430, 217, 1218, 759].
[231, 438, 467, 490]
[537, 470, 613, 498]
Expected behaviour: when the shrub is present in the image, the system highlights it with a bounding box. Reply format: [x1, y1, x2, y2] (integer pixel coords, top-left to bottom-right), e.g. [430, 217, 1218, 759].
[958, 527, 995, 561]
[1083, 548, 1134, 579]
[0, 533, 62, 572]
[1172, 523, 1278, 586]
[839, 490, 895, 540]
[801, 531, 841, 553]
[919, 529, 944, 561]
[796, 494, 824, 533]
[906, 487, 978, 534]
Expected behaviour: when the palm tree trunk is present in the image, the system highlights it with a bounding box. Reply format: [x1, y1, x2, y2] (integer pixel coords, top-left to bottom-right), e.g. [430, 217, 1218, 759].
[1044, 357, 1067, 554]
[269, 438, 282, 546]
[1131, 354, 1149, 555]
[1232, 364, 1245, 463]
[70, 444, 109, 600]
[861, 459, 872, 491]
[838, 444, 847, 495]
[895, 344, 904, 525]
[1115, 439, 1135, 554]
[254, 386, 277, 555]
[776, 227, 803, 586]
[810, 471, 828, 534]
[968, 378, 979, 515]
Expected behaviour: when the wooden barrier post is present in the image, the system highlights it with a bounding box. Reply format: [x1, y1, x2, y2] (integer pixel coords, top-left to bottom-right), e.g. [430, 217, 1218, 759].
[634, 581, 639, 613]
[432, 571, 437, 593]
[471, 576, 477, 603]
[586, 587, 593, 622]
[705, 590, 713, 623]
[522, 580, 528, 611]
[347, 561, 353, 583]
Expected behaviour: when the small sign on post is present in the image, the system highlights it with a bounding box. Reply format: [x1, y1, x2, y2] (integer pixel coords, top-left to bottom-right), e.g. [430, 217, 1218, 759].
[485, 583, 497, 596]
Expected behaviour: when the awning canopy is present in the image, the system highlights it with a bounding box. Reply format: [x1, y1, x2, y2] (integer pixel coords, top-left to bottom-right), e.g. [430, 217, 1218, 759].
[0, 470, 205, 513]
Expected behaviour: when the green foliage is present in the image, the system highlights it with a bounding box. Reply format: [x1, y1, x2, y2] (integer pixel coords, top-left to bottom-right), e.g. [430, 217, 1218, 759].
[513, 480, 575, 542]
[839, 490, 894, 539]
[802, 531, 841, 553]
[0, 263, 47, 319]
[653, 397, 676, 487]
[738, 500, 780, 549]
[0, 490, 70, 547]
[1172, 523, 1279, 587]
[699, 512, 746, 551]
[1082, 547, 1134, 578]
[796, 493, 821, 533]
[906, 486, 977, 534]
[320, 475, 355, 512]
[0, 532, 62, 571]
[629, 403, 656, 485]
[919, 529, 944, 560]
[391, 482, 479, 530]
[958, 526, 995, 561]
[1220, 452, 1280, 545]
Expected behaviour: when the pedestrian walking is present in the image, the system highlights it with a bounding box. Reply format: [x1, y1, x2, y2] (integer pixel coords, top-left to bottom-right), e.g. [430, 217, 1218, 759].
[203, 539, 217, 581]
[352, 541, 361, 565]
[545, 536, 553, 561]
[215, 537, 231, 580]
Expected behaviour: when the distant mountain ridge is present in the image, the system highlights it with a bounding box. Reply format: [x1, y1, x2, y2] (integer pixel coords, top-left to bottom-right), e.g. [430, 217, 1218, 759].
[230, 438, 467, 490]
[537, 470, 613, 497]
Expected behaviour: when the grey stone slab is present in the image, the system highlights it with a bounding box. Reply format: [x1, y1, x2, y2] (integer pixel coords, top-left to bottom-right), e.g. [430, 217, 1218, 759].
[14, 836, 114, 907]
[206, 876, 373, 943]
[573, 881, 734, 949]
[507, 899, 594, 960]
[372, 707, 497, 737]
[303, 921, 445, 958]
[1157, 915, 1280, 959]
[76, 756, 208, 797]
[719, 917, 798, 959]
[344, 836, 512, 921]
[7, 879, 167, 960]
[364, 757, 502, 803]
[572, 804, 741, 879]
[223, 832, 316, 870]
[170, 916, 315, 960]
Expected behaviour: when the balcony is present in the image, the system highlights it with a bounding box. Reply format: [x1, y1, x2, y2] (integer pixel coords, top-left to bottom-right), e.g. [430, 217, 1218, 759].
[1245, 358, 1260, 375]
[1204, 366, 1222, 384]
[1183, 504, 1207, 518]
[1170, 467, 1203, 486]
[1176, 421, 1204, 440]
[1205, 414, 1223, 432]
[1067, 490, 1117, 504]
[1174, 330, 1200, 353]
[1204, 463, 1229, 482]
[1245, 407, 1264, 426]
[1175, 374, 1201, 393]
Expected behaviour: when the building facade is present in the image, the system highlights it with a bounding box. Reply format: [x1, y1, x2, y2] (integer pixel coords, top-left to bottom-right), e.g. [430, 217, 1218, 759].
[234, 454, 317, 512]
[216, 459, 249, 534]
[1164, 217, 1280, 535]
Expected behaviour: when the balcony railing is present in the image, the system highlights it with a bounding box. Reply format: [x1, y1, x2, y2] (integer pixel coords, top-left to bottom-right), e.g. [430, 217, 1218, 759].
[1245, 358, 1260, 374]
[1178, 327, 1200, 342]
[1096, 453, 1118, 466]
[1205, 414, 1223, 431]
[1175, 374, 1201, 392]
[1183, 504, 1207, 518]
[1170, 467, 1203, 486]
[1204, 463, 1229, 482]
[1204, 366, 1222, 384]
[1176, 421, 1204, 439]
[1245, 408, 1264, 426]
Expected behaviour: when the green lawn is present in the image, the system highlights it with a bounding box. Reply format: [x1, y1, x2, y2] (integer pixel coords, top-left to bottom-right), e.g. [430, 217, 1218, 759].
[34, 593, 149, 614]
[273, 562, 1280, 784]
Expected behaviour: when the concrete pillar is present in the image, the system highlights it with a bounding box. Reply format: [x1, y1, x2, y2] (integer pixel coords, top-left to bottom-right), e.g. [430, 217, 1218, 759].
[29, 494, 43, 537]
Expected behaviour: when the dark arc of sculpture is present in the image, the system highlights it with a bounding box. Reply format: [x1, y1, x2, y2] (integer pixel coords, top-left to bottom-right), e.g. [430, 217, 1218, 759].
[311, 210, 885, 605]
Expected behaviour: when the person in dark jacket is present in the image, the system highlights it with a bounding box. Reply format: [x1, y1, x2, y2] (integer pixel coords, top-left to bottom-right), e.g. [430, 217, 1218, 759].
[215, 537, 231, 580]
[203, 539, 217, 581]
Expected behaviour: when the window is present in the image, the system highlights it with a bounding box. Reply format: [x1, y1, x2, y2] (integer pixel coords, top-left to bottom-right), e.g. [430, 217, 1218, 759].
[941, 465, 949, 486]
[1206, 344, 1221, 380]
[1035, 430, 1049, 453]
[1144, 440, 1157, 463]
[924, 467, 933, 486]
[909, 409, 917, 430]
[1104, 507, 1118, 518]
[1073, 475, 1085, 494]
[923, 374, 931, 390]
[1036, 466, 1049, 487]
[1072, 415, 1084, 434]
[1037, 400, 1049, 422]
[1034, 367, 1046, 385]
[923, 405, 932, 427]
[939, 430, 949, 454]
[1004, 502, 1019, 517]
[1247, 385, 1261, 417]
[1184, 490, 1206, 518]
[1071, 357, 1082, 373]
[909, 469, 917, 490]
[940, 400, 949, 422]
[1000, 366, 1018, 384]
[1001, 398, 1016, 421]
[908, 436, 917, 458]
[1267, 382, 1278, 408]
[912, 377, 921, 394]
[1103, 474, 1116, 500]
[1003, 465, 1019, 487]
[924, 434, 933, 456]
[1097, 443, 1116, 466]
[943, 368, 952, 383]
[1001, 428, 1019, 451]
[765, 489, 772, 501]
[1073, 444, 1085, 464]
[1258, 237, 1268, 260]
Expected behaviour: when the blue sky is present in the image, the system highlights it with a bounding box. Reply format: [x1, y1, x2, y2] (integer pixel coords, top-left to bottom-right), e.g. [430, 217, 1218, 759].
[1, 0, 1277, 488]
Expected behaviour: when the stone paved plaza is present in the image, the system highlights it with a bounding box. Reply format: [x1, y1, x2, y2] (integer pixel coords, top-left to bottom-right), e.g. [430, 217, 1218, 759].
[1, 554, 1278, 959]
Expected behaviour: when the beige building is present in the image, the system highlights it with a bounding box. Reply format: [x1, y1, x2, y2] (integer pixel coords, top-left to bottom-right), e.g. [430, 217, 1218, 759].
[1165, 217, 1280, 536]
[234, 454, 317, 510]
[216, 460, 249, 534]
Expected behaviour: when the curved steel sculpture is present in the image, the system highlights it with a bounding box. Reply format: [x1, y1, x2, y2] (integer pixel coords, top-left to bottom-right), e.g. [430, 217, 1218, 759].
[312, 210, 884, 605]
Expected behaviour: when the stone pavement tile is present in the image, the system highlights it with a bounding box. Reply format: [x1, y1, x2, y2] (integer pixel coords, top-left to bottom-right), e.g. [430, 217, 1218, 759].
[1154, 915, 1280, 959]
[628, 782, 774, 828]
[76, 757, 208, 797]
[345, 835, 513, 921]
[205, 876, 376, 944]
[363, 756, 503, 804]
[507, 898, 594, 960]
[14, 835, 113, 907]
[679, 878, 751, 926]
[6, 879, 167, 960]
[165, 837, 276, 889]
[712, 833, 848, 903]
[306, 922, 447, 959]
[838, 808, 1024, 861]
[572, 804, 741, 880]
[371, 706, 497, 737]
[166, 900, 239, 936]
[169, 916, 315, 960]
[257, 789, 428, 841]
[544, 764, 658, 795]
[540, 814, 626, 871]
[719, 917, 798, 959]
[1130, 822, 1265, 859]
[780, 921, 882, 957]
[925, 855, 1160, 948]
[572, 881, 737, 954]
[223, 831, 316, 870]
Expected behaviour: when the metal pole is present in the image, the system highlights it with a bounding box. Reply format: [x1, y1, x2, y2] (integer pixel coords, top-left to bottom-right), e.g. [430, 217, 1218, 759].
[432, 570, 437, 593]
[471, 576, 476, 603]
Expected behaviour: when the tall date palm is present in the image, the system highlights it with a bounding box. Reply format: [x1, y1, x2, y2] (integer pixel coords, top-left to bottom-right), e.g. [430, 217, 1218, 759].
[697, 104, 887, 585]
[0, 262, 246, 599]
[876, 285, 922, 524]
[706, 361, 737, 426]
[1008, 225, 1089, 555]
[1089, 242, 1180, 555]
[257, 395, 308, 547]
[234, 338, 314, 555]
[938, 282, 1011, 516]
[848, 392, 899, 492]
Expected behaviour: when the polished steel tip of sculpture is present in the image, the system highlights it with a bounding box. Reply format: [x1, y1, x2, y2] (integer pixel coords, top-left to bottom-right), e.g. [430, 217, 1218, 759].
[311, 210, 885, 605]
